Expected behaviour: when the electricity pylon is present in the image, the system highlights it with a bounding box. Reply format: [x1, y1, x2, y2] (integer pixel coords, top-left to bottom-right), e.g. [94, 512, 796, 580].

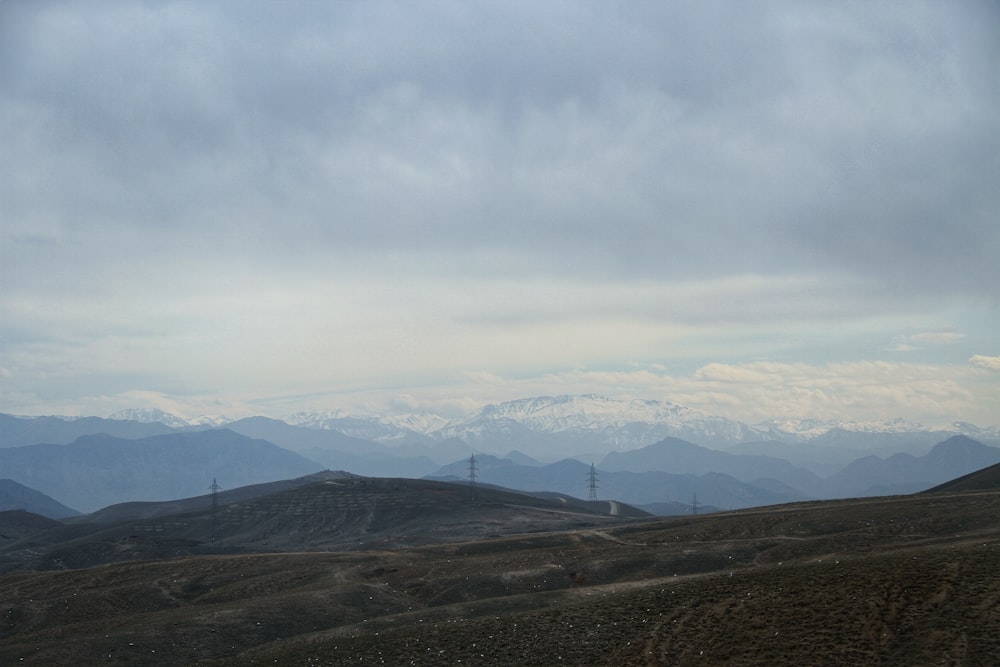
[467, 453, 479, 500]
[587, 463, 599, 502]
[209, 477, 221, 541]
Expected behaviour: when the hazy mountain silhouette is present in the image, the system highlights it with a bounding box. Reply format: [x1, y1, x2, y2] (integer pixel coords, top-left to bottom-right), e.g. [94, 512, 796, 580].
[429, 455, 807, 511]
[0, 413, 173, 448]
[0, 479, 80, 518]
[825, 436, 1000, 497]
[0, 429, 323, 513]
[600, 437, 823, 492]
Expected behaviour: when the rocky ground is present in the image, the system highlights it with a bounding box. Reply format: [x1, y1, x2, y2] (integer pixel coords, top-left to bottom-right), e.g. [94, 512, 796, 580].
[1, 489, 998, 665]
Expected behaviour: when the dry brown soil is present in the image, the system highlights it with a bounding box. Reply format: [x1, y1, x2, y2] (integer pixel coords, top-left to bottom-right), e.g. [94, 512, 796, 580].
[1, 490, 999, 665]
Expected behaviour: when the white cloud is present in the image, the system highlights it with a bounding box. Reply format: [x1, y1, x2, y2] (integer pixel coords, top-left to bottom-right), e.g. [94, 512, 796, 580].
[675, 361, 981, 425]
[970, 355, 1000, 372]
[337, 361, 995, 429]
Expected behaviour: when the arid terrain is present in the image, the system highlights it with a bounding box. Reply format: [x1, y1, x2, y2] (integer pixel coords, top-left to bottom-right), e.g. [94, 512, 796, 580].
[1, 477, 998, 665]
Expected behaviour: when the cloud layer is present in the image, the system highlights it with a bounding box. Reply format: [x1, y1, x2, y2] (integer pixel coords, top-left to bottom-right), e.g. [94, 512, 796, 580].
[1, 2, 998, 425]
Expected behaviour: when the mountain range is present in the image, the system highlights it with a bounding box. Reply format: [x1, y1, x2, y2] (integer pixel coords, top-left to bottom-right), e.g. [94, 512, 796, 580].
[0, 429, 322, 513]
[2, 394, 999, 515]
[109, 394, 1000, 459]
[0, 473, 644, 572]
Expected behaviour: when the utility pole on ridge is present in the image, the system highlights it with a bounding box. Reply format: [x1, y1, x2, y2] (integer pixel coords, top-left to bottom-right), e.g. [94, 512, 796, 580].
[209, 477, 221, 542]
[587, 463, 599, 502]
[467, 453, 479, 500]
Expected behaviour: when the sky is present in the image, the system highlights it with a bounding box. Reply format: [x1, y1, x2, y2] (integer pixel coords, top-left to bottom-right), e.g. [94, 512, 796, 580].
[1, 1, 998, 427]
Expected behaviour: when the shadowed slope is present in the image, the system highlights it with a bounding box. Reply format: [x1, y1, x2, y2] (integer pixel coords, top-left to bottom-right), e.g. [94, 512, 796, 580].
[923, 460, 1000, 494]
[0, 476, 645, 571]
[1, 490, 998, 665]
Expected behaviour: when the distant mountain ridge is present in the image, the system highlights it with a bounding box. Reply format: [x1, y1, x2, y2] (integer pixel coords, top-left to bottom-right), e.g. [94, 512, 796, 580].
[0, 479, 80, 519]
[0, 429, 323, 513]
[3, 395, 999, 514]
[824, 436, 1000, 497]
[95, 394, 999, 452]
[428, 454, 808, 511]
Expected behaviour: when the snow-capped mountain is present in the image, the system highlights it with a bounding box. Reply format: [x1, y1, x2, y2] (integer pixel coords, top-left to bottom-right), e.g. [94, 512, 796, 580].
[754, 418, 1000, 444]
[946, 422, 1000, 442]
[434, 394, 769, 455]
[110, 396, 1000, 457]
[386, 412, 449, 435]
[107, 409, 231, 429]
[284, 411, 445, 444]
[187, 414, 232, 427]
[285, 410, 352, 428]
[108, 408, 191, 429]
[755, 417, 927, 441]
[420, 395, 1000, 459]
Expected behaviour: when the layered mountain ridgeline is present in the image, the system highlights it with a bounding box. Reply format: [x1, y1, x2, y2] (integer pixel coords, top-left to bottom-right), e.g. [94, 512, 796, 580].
[2, 398, 999, 517]
[0, 479, 79, 519]
[0, 475, 647, 572]
[822, 435, 1000, 497]
[428, 435, 1000, 512]
[0, 413, 174, 448]
[8, 395, 999, 469]
[222, 416, 463, 478]
[429, 454, 808, 512]
[1, 487, 998, 665]
[0, 430, 323, 513]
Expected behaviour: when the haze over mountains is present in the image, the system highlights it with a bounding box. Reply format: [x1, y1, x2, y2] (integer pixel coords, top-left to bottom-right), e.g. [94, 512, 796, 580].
[3, 396, 1000, 665]
[106, 394, 999, 455]
[2, 395, 999, 517]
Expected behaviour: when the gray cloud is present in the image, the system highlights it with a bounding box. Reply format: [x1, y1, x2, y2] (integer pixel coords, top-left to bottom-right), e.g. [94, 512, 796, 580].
[1, 1, 998, 420]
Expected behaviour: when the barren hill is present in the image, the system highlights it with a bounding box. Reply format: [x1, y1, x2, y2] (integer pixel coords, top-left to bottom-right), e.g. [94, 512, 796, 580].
[923, 460, 1000, 494]
[1, 489, 998, 665]
[0, 476, 645, 572]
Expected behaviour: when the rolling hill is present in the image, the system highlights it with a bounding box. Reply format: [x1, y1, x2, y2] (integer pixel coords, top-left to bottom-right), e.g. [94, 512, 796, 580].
[0, 475, 647, 572]
[0, 486, 997, 665]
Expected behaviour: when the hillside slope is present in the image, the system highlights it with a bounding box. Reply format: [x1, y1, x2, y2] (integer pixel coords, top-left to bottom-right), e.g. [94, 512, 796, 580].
[0, 476, 644, 571]
[0, 490, 997, 665]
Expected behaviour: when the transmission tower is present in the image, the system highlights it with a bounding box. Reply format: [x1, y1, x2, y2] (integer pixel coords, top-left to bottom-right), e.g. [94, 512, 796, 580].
[467, 453, 479, 500]
[587, 463, 599, 502]
[691, 491, 699, 516]
[209, 477, 221, 542]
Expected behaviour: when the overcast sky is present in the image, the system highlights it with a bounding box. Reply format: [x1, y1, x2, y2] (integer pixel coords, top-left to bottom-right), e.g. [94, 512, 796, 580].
[1, 1, 998, 426]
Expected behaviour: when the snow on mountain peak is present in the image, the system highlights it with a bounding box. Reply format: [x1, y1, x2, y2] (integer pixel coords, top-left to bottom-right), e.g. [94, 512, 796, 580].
[187, 414, 232, 427]
[284, 410, 353, 428]
[755, 417, 932, 439]
[432, 394, 769, 452]
[449, 394, 702, 432]
[282, 409, 448, 442]
[108, 408, 189, 429]
[383, 412, 449, 435]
